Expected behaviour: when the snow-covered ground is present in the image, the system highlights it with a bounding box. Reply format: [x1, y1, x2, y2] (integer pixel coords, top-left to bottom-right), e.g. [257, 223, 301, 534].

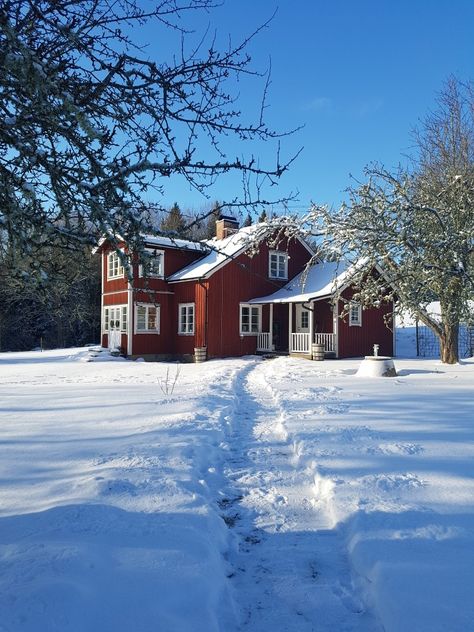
[0, 337, 473, 631]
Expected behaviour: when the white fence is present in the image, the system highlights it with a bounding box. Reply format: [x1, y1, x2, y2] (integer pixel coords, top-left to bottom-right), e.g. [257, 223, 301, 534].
[257, 332, 272, 352]
[291, 333, 310, 353]
[314, 333, 336, 353]
[257, 331, 337, 354]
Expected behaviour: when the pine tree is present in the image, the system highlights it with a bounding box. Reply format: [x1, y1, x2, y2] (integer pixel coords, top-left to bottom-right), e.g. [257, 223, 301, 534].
[160, 203, 186, 234]
[243, 213, 253, 227]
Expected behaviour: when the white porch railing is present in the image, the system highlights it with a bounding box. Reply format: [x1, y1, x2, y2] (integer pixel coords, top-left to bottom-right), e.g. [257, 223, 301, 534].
[259, 331, 336, 354]
[257, 332, 272, 352]
[291, 333, 310, 353]
[314, 333, 336, 353]
[290, 332, 336, 354]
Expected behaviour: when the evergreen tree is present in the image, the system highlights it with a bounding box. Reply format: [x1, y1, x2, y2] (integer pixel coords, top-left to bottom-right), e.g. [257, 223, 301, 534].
[160, 203, 187, 234]
[243, 213, 253, 227]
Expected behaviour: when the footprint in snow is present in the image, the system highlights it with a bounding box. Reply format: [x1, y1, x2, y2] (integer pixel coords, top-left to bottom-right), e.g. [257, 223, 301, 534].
[367, 443, 424, 455]
[332, 582, 365, 614]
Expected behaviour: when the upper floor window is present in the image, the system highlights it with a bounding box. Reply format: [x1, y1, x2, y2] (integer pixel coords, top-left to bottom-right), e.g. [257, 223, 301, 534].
[135, 303, 160, 333]
[269, 251, 288, 280]
[107, 251, 124, 280]
[349, 302, 362, 326]
[139, 249, 164, 279]
[178, 303, 195, 335]
[240, 304, 261, 335]
[104, 305, 127, 332]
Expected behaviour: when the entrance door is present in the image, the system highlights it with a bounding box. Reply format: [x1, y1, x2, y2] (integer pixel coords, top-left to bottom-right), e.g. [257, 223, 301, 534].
[108, 306, 123, 350]
[295, 305, 310, 333]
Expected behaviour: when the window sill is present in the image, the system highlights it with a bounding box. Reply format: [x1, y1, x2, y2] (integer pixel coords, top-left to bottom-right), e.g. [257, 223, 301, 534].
[269, 275, 288, 281]
[239, 332, 259, 336]
[135, 330, 160, 334]
[178, 332, 194, 336]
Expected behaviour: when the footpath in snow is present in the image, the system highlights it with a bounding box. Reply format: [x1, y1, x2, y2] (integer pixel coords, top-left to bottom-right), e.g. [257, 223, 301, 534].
[0, 347, 473, 631]
[216, 359, 379, 630]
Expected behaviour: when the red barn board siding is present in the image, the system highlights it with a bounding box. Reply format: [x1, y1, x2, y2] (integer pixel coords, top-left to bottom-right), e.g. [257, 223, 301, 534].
[103, 291, 129, 306]
[314, 299, 334, 333]
[338, 288, 393, 358]
[163, 248, 203, 276]
[173, 281, 198, 355]
[194, 282, 208, 349]
[204, 237, 312, 358]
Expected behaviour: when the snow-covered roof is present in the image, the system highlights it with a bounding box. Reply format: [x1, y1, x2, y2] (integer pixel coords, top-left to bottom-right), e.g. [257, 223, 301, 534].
[93, 233, 207, 254]
[167, 223, 272, 282]
[142, 234, 207, 252]
[249, 261, 356, 304]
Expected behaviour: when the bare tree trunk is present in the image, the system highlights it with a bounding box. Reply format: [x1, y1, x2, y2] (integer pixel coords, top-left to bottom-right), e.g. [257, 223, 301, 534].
[439, 319, 459, 364]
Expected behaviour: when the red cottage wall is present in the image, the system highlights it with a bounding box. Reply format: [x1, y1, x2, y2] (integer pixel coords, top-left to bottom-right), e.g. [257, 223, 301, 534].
[101, 242, 205, 357]
[194, 282, 208, 349]
[204, 238, 312, 358]
[337, 288, 394, 358]
[314, 299, 334, 333]
[101, 250, 129, 350]
[173, 282, 198, 356]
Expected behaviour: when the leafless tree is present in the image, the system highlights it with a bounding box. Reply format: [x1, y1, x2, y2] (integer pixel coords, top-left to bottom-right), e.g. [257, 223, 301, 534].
[298, 77, 474, 364]
[0, 0, 298, 263]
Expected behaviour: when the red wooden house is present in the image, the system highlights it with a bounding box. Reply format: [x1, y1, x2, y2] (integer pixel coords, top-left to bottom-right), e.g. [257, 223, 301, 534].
[96, 216, 394, 360]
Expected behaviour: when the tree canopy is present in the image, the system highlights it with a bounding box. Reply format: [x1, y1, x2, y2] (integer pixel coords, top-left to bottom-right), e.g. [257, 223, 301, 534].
[0, 0, 295, 262]
[302, 78, 474, 363]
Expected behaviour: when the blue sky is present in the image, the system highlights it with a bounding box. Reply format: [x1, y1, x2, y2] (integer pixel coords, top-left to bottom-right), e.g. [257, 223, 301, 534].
[146, 0, 474, 217]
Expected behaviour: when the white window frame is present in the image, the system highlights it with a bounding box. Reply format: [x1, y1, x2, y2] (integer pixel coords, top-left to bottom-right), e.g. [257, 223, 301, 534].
[178, 303, 195, 335]
[103, 305, 127, 332]
[239, 303, 261, 335]
[138, 248, 165, 279]
[107, 251, 125, 280]
[349, 302, 362, 327]
[269, 250, 288, 280]
[301, 310, 309, 329]
[135, 303, 160, 334]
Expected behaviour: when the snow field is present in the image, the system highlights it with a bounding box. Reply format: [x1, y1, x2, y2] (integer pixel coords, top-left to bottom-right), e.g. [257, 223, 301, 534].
[0, 345, 473, 631]
[0, 348, 243, 631]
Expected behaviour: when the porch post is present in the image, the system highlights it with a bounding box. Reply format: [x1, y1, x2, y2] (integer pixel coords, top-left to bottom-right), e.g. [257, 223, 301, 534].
[333, 299, 339, 358]
[269, 303, 274, 351]
[309, 301, 314, 347]
[288, 303, 293, 352]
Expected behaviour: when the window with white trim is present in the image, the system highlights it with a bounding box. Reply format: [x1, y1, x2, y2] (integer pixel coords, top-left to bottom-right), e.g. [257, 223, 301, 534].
[240, 304, 261, 334]
[107, 251, 124, 279]
[139, 248, 164, 279]
[135, 303, 160, 333]
[301, 310, 309, 329]
[104, 305, 127, 332]
[178, 303, 195, 335]
[349, 302, 362, 326]
[269, 251, 288, 280]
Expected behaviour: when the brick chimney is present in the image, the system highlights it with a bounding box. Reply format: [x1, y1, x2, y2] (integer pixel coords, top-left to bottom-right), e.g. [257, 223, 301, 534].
[215, 215, 239, 240]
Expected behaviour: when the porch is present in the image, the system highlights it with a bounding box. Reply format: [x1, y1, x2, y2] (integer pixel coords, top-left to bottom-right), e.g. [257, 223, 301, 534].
[257, 331, 336, 355]
[254, 301, 338, 357]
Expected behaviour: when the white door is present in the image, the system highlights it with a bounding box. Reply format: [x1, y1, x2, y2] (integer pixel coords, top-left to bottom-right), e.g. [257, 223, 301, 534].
[295, 305, 310, 333]
[108, 306, 122, 350]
